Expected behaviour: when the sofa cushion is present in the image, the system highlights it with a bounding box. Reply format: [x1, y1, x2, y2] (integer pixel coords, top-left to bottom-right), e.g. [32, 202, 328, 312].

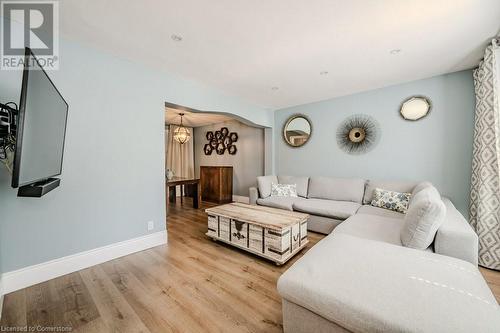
[257, 175, 278, 198]
[371, 188, 412, 214]
[307, 215, 343, 234]
[278, 233, 500, 333]
[278, 175, 309, 198]
[356, 205, 404, 219]
[401, 186, 446, 249]
[293, 199, 360, 220]
[256, 196, 306, 211]
[363, 180, 417, 204]
[334, 213, 405, 246]
[308, 177, 365, 203]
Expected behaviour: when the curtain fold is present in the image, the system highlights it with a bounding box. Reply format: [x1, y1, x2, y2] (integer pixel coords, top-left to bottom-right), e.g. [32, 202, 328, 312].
[166, 125, 194, 178]
[470, 38, 500, 270]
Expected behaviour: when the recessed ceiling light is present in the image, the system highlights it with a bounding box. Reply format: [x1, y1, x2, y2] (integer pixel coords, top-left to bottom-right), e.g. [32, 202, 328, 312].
[171, 34, 183, 42]
[271, 86, 279, 91]
[320, 71, 329, 75]
[390, 49, 401, 55]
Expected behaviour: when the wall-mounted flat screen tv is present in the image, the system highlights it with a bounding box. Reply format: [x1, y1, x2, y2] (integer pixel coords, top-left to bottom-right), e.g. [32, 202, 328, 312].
[11, 47, 68, 196]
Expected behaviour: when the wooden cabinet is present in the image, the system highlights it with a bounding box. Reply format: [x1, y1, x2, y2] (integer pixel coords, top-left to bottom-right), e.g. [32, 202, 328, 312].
[200, 166, 233, 204]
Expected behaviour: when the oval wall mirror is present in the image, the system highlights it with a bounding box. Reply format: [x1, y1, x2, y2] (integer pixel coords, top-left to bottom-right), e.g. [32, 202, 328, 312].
[283, 115, 312, 147]
[400, 96, 431, 121]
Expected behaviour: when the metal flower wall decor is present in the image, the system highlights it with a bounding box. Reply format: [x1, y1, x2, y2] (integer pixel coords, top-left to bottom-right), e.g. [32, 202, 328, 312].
[336, 114, 380, 154]
[204, 127, 238, 155]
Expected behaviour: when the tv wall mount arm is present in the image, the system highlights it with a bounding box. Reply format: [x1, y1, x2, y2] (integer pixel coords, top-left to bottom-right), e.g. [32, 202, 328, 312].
[0, 101, 18, 161]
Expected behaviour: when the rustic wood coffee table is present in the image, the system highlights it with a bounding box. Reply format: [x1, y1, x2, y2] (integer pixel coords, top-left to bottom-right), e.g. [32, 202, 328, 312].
[205, 203, 309, 265]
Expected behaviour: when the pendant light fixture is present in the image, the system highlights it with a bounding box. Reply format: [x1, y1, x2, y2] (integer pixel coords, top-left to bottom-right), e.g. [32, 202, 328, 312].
[173, 113, 191, 144]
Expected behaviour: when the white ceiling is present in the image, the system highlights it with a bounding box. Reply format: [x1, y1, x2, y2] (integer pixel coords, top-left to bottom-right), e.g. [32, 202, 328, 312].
[60, 0, 500, 109]
[165, 107, 234, 128]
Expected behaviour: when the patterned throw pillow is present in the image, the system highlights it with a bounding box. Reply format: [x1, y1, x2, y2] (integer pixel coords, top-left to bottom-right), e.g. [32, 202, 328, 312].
[371, 188, 411, 213]
[270, 183, 298, 197]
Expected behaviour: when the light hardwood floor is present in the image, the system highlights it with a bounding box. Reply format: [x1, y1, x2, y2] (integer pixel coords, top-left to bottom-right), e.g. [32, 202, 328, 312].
[481, 266, 500, 303]
[0, 199, 322, 333]
[1, 198, 499, 333]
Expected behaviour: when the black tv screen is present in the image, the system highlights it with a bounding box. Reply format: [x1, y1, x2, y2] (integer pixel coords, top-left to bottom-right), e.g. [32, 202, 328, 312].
[12, 48, 68, 188]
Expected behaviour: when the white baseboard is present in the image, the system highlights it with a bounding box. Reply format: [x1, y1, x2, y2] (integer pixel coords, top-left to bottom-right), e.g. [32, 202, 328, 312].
[2, 230, 167, 294]
[233, 195, 250, 204]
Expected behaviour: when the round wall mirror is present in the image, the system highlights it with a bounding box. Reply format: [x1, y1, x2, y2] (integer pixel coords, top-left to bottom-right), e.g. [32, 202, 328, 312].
[283, 115, 312, 147]
[400, 96, 431, 121]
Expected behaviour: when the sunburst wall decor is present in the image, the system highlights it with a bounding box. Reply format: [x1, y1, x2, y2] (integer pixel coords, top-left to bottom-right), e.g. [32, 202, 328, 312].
[336, 114, 380, 154]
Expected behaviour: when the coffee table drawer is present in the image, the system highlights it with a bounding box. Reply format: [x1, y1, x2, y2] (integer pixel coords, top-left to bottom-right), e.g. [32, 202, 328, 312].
[231, 219, 248, 248]
[265, 227, 291, 260]
[249, 225, 264, 253]
[207, 214, 218, 237]
[219, 216, 230, 241]
[291, 223, 300, 251]
[300, 221, 308, 244]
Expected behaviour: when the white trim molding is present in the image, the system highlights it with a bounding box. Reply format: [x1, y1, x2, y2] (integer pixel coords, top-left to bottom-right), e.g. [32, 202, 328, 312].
[2, 230, 167, 294]
[233, 195, 250, 204]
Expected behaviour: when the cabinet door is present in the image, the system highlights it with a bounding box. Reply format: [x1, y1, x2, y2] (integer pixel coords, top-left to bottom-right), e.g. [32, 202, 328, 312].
[220, 168, 233, 203]
[201, 167, 220, 202]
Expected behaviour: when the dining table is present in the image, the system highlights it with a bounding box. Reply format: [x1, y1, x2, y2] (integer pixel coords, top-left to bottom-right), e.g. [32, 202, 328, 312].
[166, 176, 201, 211]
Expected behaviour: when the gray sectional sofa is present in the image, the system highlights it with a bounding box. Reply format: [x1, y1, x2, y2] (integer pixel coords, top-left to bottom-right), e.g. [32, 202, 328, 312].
[249, 176, 500, 332]
[249, 175, 477, 264]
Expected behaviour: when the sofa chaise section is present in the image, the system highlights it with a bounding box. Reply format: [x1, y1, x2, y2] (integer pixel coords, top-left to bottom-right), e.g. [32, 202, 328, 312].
[278, 233, 500, 333]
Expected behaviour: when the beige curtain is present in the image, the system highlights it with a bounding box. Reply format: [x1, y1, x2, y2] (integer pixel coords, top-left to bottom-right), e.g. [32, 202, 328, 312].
[166, 125, 194, 178]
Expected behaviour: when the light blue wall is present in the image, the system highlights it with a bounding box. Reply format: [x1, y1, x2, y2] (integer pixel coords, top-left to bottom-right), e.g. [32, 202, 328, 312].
[275, 71, 475, 215]
[0, 18, 271, 273]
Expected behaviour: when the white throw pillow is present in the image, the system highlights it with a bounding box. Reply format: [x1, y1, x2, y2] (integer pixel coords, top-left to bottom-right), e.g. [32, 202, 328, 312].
[401, 186, 446, 249]
[278, 175, 309, 198]
[411, 181, 433, 196]
[371, 188, 411, 214]
[410, 181, 433, 205]
[270, 183, 298, 197]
